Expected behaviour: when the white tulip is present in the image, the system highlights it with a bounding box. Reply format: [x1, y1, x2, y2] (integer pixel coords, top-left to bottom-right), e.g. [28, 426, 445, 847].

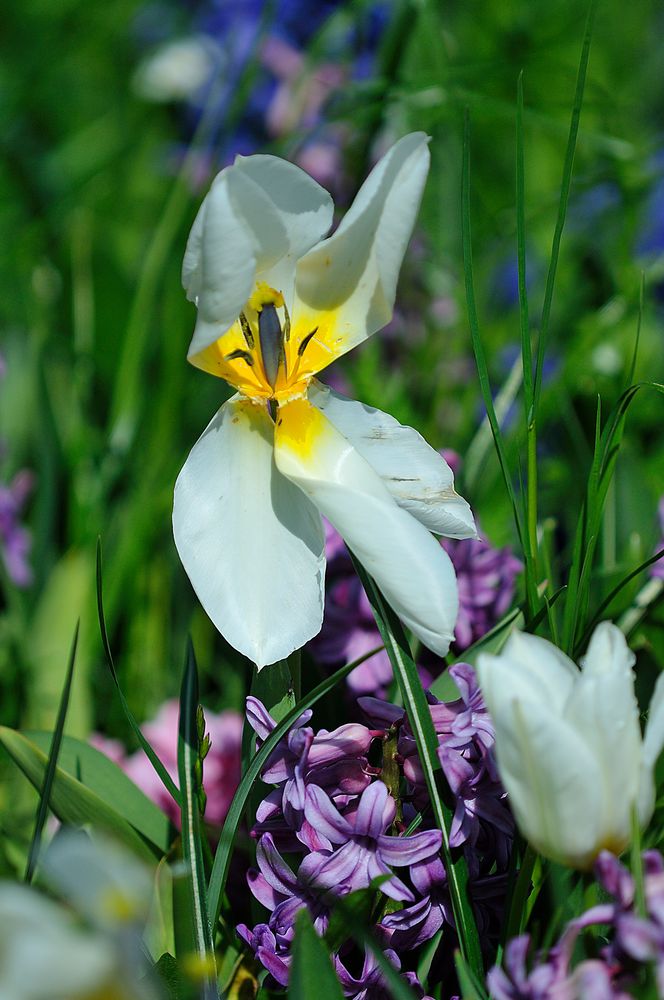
[0, 882, 117, 1000]
[477, 622, 664, 869]
[173, 134, 477, 668]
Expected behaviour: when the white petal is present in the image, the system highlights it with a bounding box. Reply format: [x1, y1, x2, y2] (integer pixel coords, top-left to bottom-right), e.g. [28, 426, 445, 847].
[486, 695, 603, 868]
[0, 884, 115, 997]
[232, 153, 333, 262]
[309, 381, 476, 537]
[183, 155, 333, 358]
[274, 398, 458, 656]
[173, 397, 325, 667]
[565, 623, 640, 848]
[183, 173, 259, 358]
[478, 631, 578, 716]
[292, 133, 430, 363]
[638, 669, 664, 824]
[43, 831, 152, 929]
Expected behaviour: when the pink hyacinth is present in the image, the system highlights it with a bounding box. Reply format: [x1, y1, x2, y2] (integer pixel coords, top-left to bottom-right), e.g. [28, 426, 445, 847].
[92, 700, 242, 827]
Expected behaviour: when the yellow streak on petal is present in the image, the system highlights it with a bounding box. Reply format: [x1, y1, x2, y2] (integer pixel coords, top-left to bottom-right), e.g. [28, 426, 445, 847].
[275, 396, 327, 462]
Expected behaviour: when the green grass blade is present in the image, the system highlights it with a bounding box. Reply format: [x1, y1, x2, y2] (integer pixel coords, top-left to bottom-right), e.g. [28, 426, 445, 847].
[350, 555, 484, 981]
[516, 72, 532, 411]
[177, 639, 218, 999]
[96, 540, 181, 806]
[0, 728, 160, 861]
[562, 381, 663, 652]
[454, 951, 488, 1000]
[533, 0, 599, 411]
[289, 911, 344, 1000]
[516, 72, 539, 584]
[323, 890, 418, 1000]
[25, 731, 173, 852]
[25, 622, 79, 882]
[626, 274, 644, 389]
[462, 111, 535, 616]
[206, 646, 382, 929]
[577, 547, 664, 653]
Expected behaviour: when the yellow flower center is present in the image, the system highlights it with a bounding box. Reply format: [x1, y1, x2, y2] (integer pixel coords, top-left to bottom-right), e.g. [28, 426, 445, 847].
[189, 283, 341, 404]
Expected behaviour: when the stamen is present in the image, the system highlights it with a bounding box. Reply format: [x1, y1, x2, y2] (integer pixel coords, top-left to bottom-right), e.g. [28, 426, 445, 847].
[224, 349, 254, 366]
[282, 300, 291, 342]
[258, 303, 283, 389]
[297, 327, 319, 357]
[239, 312, 255, 349]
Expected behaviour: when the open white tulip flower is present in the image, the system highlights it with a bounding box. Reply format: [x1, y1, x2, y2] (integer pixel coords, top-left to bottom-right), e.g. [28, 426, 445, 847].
[173, 133, 477, 668]
[477, 622, 664, 870]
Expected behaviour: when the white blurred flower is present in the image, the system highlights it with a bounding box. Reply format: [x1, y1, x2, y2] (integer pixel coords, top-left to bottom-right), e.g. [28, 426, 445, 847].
[42, 830, 153, 930]
[133, 37, 217, 103]
[591, 342, 622, 375]
[477, 622, 664, 869]
[0, 882, 119, 1000]
[174, 134, 476, 668]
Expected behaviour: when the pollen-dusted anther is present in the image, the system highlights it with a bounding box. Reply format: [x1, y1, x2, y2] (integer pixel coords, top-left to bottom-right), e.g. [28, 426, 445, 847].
[225, 348, 254, 366]
[239, 312, 255, 349]
[258, 303, 283, 389]
[297, 327, 319, 358]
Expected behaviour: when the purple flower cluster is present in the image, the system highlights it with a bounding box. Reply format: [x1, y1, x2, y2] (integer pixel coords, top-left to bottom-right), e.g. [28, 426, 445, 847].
[237, 663, 512, 996]
[0, 470, 34, 588]
[0, 356, 34, 588]
[311, 520, 521, 699]
[134, 0, 389, 192]
[489, 850, 664, 998]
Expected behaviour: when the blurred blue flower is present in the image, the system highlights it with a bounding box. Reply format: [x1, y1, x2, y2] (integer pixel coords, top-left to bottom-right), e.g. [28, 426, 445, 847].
[133, 0, 391, 188]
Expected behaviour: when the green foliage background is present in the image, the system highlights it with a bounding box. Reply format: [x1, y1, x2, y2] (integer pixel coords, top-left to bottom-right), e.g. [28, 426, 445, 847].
[1, 0, 663, 857]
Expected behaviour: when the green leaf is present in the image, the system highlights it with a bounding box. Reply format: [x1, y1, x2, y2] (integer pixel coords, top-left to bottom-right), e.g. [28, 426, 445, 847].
[154, 953, 185, 1000]
[0, 727, 160, 862]
[350, 555, 484, 982]
[96, 540, 181, 807]
[289, 910, 344, 1000]
[324, 886, 381, 953]
[25, 621, 79, 882]
[454, 951, 489, 1000]
[176, 639, 218, 1000]
[24, 731, 172, 853]
[320, 887, 417, 1000]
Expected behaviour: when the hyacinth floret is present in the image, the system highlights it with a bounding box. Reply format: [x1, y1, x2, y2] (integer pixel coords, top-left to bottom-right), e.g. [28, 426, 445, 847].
[488, 849, 664, 998]
[238, 666, 512, 989]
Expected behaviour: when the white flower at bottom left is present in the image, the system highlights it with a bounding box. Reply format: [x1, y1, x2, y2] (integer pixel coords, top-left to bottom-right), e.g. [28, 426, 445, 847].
[0, 882, 122, 1000]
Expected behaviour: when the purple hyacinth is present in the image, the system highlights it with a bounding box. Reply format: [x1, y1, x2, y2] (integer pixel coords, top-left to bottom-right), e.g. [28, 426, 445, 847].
[651, 498, 664, 580]
[246, 696, 377, 851]
[247, 833, 333, 945]
[440, 536, 522, 650]
[489, 849, 664, 998]
[392, 663, 513, 863]
[311, 522, 521, 699]
[236, 923, 291, 987]
[301, 781, 442, 902]
[0, 469, 34, 588]
[238, 688, 513, 993]
[334, 948, 433, 999]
